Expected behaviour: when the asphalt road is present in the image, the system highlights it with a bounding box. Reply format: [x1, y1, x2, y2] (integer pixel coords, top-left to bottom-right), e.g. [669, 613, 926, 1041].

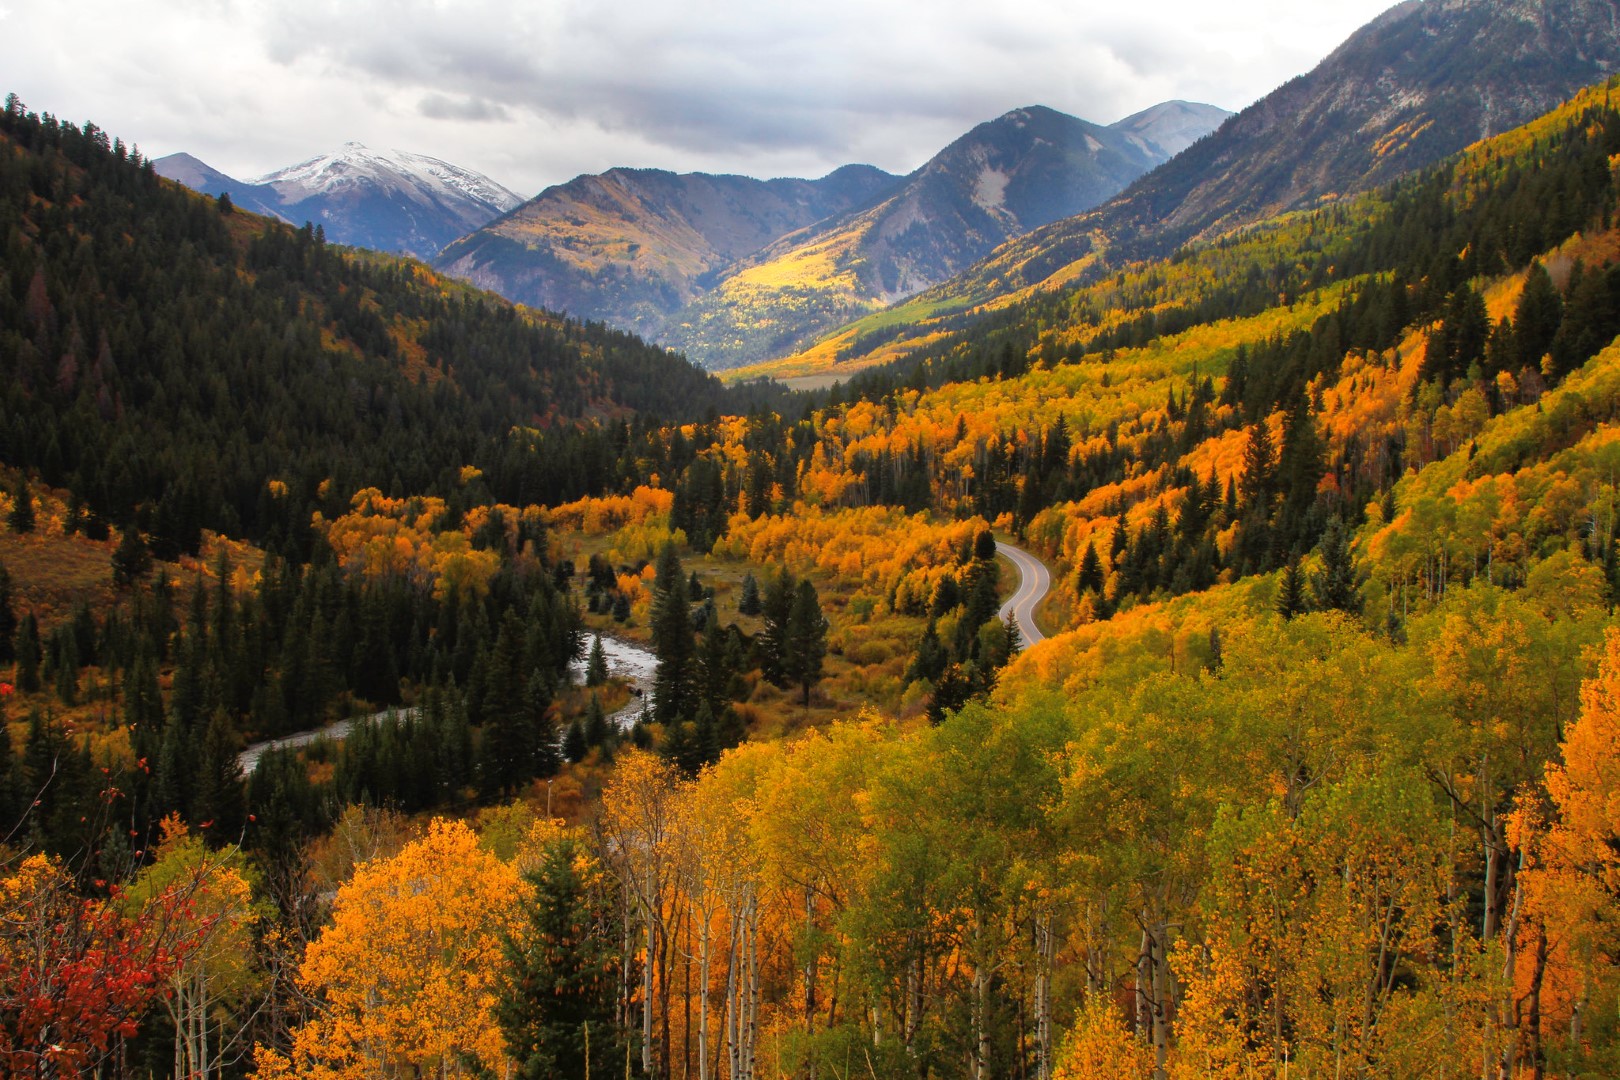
[996, 541, 1050, 649]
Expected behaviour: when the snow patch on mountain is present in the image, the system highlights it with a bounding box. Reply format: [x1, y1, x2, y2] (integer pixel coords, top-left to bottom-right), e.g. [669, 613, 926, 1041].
[250, 142, 522, 213]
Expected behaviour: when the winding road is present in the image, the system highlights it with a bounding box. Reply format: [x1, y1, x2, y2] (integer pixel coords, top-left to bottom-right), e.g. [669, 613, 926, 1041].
[996, 540, 1050, 649]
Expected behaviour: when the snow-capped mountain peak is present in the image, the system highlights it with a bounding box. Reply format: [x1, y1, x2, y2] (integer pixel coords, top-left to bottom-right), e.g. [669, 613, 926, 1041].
[248, 143, 522, 213]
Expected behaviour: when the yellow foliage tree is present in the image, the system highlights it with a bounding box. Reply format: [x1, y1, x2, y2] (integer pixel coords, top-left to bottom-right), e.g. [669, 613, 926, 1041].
[253, 818, 529, 1079]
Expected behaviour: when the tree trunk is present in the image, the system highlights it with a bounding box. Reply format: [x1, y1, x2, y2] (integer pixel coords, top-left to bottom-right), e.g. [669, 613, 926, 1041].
[1135, 926, 1152, 1037]
[1034, 912, 1054, 1080]
[698, 903, 710, 1080]
[644, 917, 656, 1080]
[804, 887, 818, 1080]
[1150, 927, 1169, 1080]
[1528, 925, 1548, 1080]
[969, 911, 1000, 1080]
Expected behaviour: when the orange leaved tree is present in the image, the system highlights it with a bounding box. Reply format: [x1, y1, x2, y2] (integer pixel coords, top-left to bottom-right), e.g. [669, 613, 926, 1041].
[253, 818, 529, 1079]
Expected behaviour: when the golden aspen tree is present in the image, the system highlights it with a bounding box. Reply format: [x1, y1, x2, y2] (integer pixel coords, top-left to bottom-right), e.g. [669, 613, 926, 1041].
[253, 818, 528, 1079]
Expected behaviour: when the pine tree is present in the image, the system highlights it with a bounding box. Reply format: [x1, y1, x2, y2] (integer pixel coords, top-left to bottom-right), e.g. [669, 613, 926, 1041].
[650, 542, 695, 725]
[783, 578, 828, 708]
[0, 559, 16, 664]
[1239, 422, 1276, 515]
[583, 694, 609, 750]
[1275, 559, 1307, 620]
[738, 572, 761, 616]
[496, 836, 630, 1080]
[1511, 261, 1562, 370]
[562, 720, 588, 764]
[13, 613, 41, 693]
[1075, 541, 1104, 597]
[1311, 517, 1360, 615]
[110, 524, 153, 588]
[480, 611, 535, 796]
[758, 570, 795, 685]
[585, 635, 608, 688]
[193, 709, 245, 840]
[7, 475, 34, 534]
[528, 671, 560, 780]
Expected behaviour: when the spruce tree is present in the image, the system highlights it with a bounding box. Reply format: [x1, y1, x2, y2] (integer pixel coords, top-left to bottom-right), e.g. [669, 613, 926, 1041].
[7, 475, 34, 534]
[110, 524, 153, 592]
[13, 613, 40, 693]
[650, 542, 695, 725]
[738, 572, 761, 616]
[1276, 559, 1307, 621]
[1075, 542, 1104, 597]
[496, 836, 629, 1080]
[562, 720, 588, 764]
[480, 612, 536, 796]
[583, 694, 609, 750]
[0, 559, 15, 664]
[783, 579, 828, 708]
[757, 570, 795, 685]
[585, 635, 608, 687]
[1311, 517, 1360, 615]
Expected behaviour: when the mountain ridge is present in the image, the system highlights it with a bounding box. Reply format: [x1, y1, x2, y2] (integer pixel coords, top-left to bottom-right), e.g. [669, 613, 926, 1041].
[154, 143, 521, 260]
[763, 0, 1620, 381]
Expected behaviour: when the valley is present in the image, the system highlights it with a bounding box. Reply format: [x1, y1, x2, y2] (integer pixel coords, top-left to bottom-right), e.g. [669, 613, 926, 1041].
[6, 1, 1620, 1078]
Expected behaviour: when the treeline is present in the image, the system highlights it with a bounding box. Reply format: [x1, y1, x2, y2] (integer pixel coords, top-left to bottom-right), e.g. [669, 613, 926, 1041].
[0, 515, 582, 879]
[0, 94, 797, 561]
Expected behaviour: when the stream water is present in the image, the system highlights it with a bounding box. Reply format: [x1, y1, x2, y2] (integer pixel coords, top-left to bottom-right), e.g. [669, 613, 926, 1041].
[236, 632, 659, 773]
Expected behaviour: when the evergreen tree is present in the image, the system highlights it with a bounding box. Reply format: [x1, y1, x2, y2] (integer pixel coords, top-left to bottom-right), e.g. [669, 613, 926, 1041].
[13, 613, 41, 693]
[783, 578, 828, 708]
[585, 634, 608, 688]
[927, 663, 973, 725]
[611, 592, 631, 623]
[0, 559, 15, 664]
[1075, 542, 1104, 597]
[110, 524, 153, 588]
[757, 570, 795, 686]
[583, 694, 609, 750]
[973, 528, 997, 562]
[650, 542, 695, 725]
[1311, 517, 1360, 615]
[480, 610, 535, 796]
[527, 671, 560, 780]
[193, 709, 245, 840]
[1275, 559, 1307, 620]
[1511, 261, 1563, 369]
[7, 475, 34, 534]
[0, 693, 20, 837]
[738, 572, 761, 617]
[495, 837, 629, 1080]
[562, 720, 588, 764]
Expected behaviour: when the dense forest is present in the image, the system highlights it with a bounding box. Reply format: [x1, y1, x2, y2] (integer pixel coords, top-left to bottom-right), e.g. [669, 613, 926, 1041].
[6, 74, 1620, 1080]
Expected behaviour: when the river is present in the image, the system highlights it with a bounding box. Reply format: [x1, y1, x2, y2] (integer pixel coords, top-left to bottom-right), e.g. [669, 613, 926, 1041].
[236, 632, 659, 773]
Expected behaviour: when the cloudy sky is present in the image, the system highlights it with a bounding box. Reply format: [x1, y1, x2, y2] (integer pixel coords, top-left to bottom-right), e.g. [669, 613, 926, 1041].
[3, 0, 1400, 197]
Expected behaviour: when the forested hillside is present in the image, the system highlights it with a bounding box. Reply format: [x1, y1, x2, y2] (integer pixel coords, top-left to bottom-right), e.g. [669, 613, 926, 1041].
[0, 96, 788, 561]
[750, 0, 1620, 382]
[6, 62, 1620, 1080]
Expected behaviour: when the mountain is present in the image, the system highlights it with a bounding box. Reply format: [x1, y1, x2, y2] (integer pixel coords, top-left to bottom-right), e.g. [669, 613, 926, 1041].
[661, 102, 1228, 368]
[782, 0, 1620, 379]
[155, 143, 522, 260]
[1108, 100, 1233, 159]
[4, 106, 779, 558]
[149, 152, 286, 218]
[434, 165, 901, 341]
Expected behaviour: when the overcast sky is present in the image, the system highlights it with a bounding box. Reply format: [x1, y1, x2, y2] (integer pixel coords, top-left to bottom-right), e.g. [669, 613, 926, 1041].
[2, 0, 1401, 197]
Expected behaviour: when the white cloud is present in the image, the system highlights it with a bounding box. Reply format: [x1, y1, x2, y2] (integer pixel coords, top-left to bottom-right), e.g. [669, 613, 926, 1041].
[0, 0, 1401, 196]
